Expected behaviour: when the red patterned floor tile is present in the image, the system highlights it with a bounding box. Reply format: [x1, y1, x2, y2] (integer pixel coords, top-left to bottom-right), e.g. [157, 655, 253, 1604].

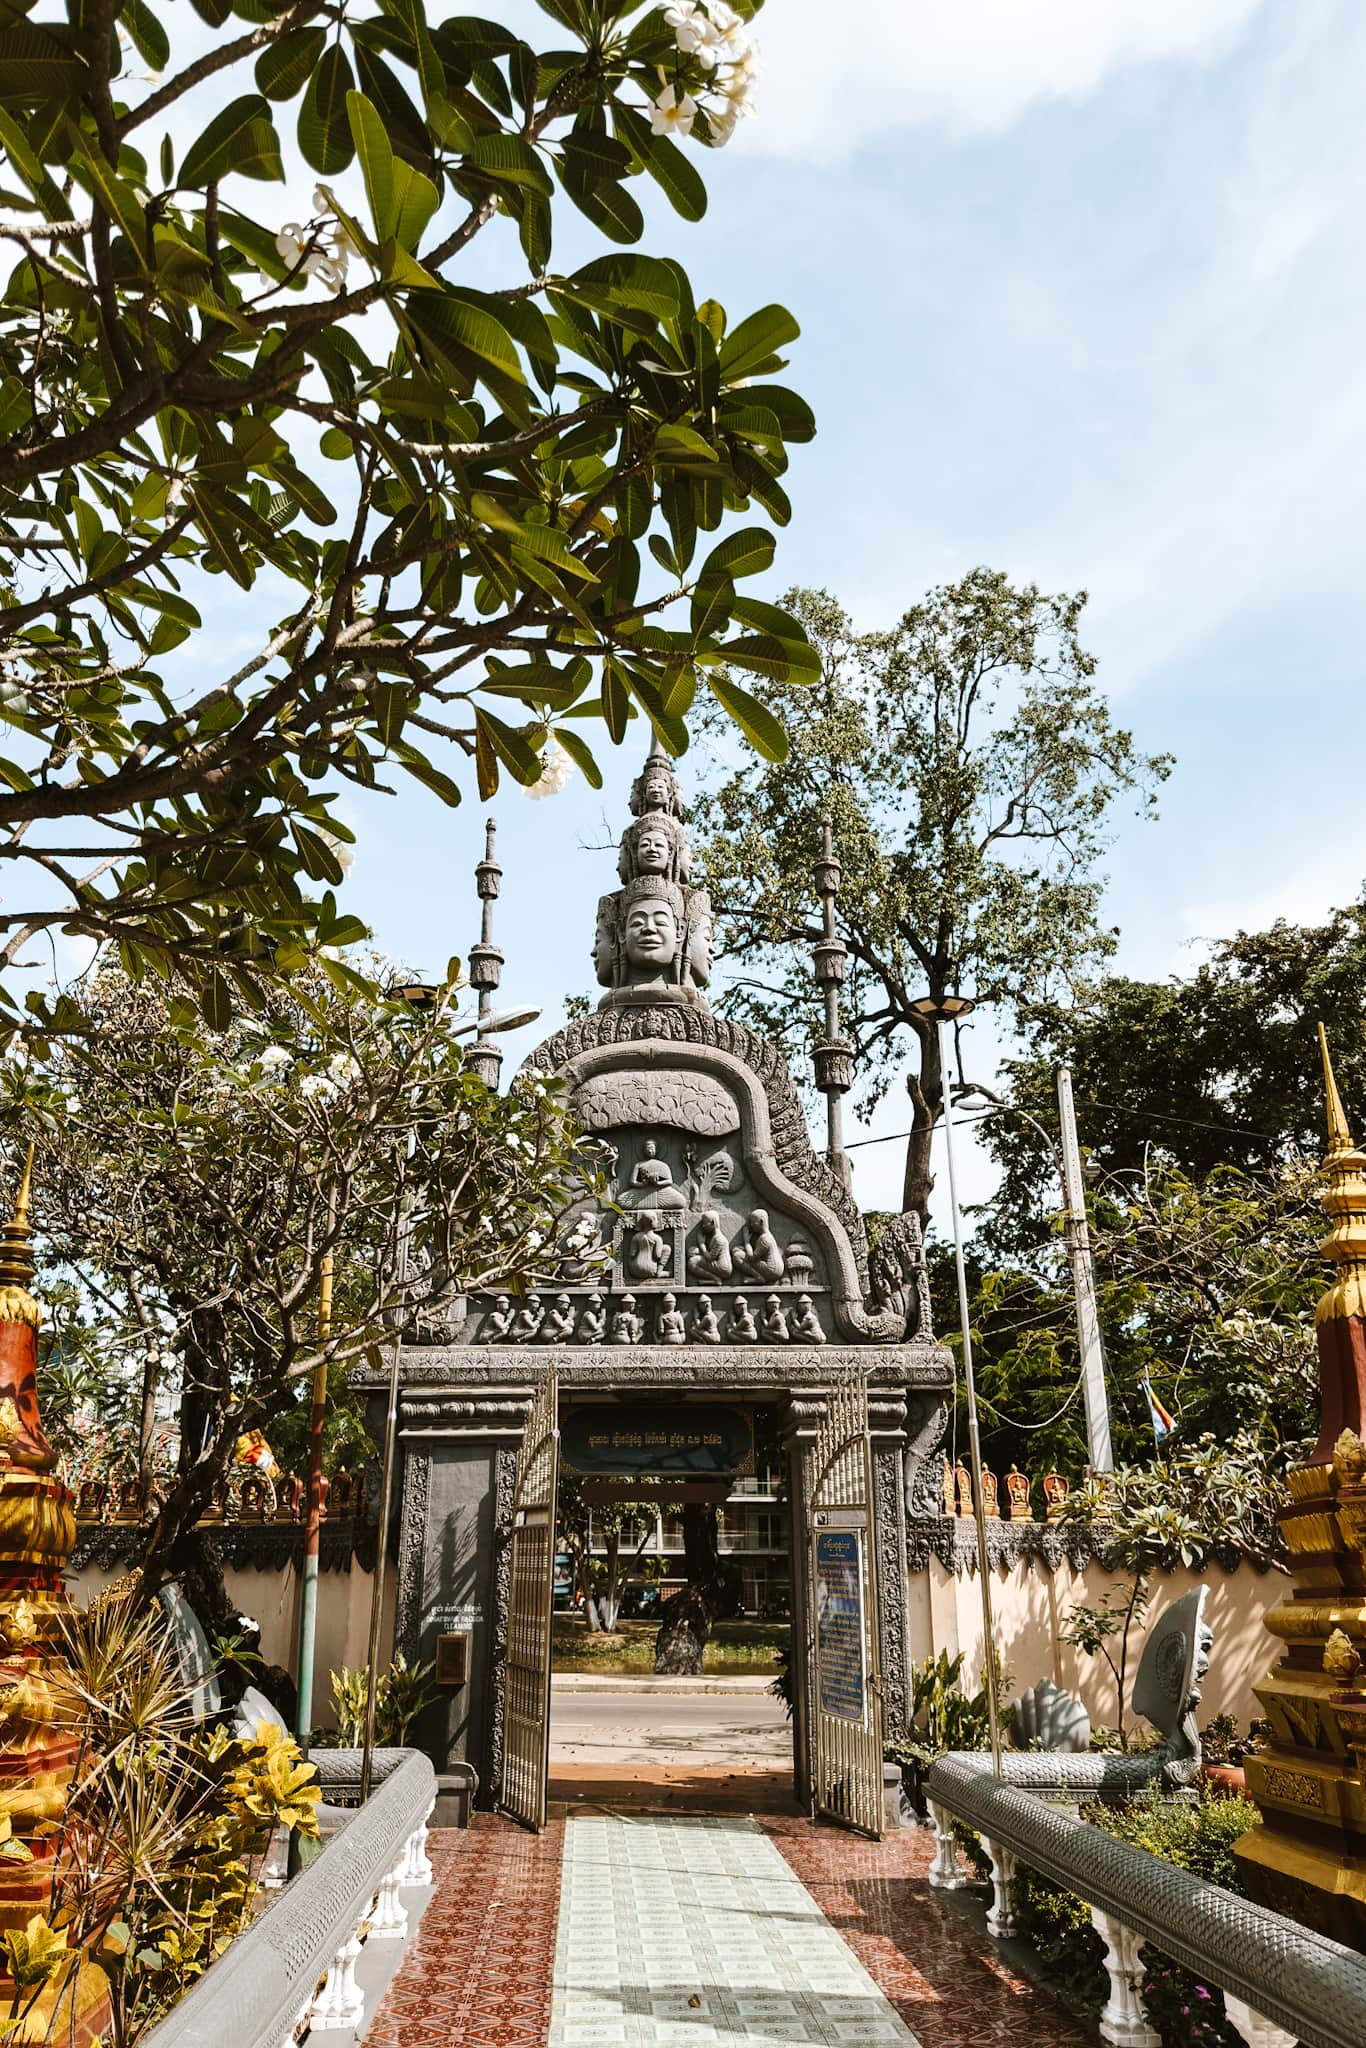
[366, 1816, 565, 2048]
[762, 1817, 1098, 2048]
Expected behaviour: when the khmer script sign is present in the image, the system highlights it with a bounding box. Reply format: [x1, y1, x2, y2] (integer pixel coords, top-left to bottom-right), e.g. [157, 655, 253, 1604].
[560, 1403, 754, 1477]
[815, 1525, 868, 1725]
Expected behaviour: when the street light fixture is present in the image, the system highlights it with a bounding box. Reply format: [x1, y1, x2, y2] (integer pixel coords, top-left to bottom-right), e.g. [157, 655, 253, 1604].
[913, 994, 1004, 1776]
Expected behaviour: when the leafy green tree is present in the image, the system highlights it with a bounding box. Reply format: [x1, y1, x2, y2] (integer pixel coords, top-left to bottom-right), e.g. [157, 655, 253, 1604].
[1, 957, 604, 1624]
[0, 0, 813, 1029]
[944, 1156, 1320, 1519]
[984, 894, 1366, 1261]
[689, 577, 1170, 1216]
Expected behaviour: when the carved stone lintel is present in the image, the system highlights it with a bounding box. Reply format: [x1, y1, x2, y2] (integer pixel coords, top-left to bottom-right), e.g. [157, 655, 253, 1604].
[902, 1516, 1272, 1578]
[360, 1342, 951, 1396]
[1090, 1909, 1160, 2048]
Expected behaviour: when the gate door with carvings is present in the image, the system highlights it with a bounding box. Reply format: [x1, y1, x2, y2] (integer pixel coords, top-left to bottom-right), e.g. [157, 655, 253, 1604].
[808, 1376, 884, 1837]
[498, 1370, 559, 1830]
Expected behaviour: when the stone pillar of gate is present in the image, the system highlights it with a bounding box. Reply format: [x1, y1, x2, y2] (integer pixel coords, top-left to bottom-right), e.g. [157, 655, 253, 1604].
[781, 1392, 821, 1809]
[376, 1378, 531, 1806]
[868, 1389, 912, 1742]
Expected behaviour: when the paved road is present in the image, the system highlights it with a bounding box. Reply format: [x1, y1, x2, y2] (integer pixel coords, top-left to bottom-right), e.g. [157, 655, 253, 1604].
[549, 1684, 791, 1766]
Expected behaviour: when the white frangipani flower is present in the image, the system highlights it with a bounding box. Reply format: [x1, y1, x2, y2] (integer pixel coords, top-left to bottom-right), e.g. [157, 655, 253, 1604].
[258, 1045, 292, 1073]
[525, 737, 577, 801]
[327, 1051, 363, 1085]
[299, 1073, 337, 1102]
[651, 83, 698, 140]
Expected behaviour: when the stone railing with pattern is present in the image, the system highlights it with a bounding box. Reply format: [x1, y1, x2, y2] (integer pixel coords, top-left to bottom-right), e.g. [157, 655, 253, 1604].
[926, 1750, 1366, 2048]
[141, 1747, 435, 2048]
[68, 1468, 374, 1574]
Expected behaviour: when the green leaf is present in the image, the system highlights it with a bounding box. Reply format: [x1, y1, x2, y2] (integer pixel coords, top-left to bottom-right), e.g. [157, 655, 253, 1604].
[551, 724, 603, 788]
[712, 633, 821, 685]
[390, 158, 440, 253]
[380, 0, 446, 103]
[558, 253, 679, 322]
[719, 305, 801, 383]
[256, 27, 328, 101]
[474, 706, 542, 786]
[66, 127, 147, 261]
[614, 105, 706, 223]
[187, 483, 252, 588]
[408, 291, 526, 385]
[466, 132, 552, 194]
[708, 673, 788, 762]
[700, 527, 774, 584]
[201, 969, 233, 1031]
[346, 90, 396, 240]
[0, 109, 68, 218]
[119, 0, 170, 71]
[561, 168, 642, 246]
[180, 96, 283, 187]
[299, 43, 356, 175]
[0, 26, 86, 102]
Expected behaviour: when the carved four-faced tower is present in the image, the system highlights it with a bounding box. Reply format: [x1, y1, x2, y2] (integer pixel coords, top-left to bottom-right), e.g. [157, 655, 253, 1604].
[366, 744, 953, 1830]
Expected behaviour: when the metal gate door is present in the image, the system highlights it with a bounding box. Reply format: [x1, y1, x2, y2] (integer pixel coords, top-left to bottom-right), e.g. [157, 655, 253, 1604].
[499, 1370, 559, 1831]
[808, 1376, 884, 1837]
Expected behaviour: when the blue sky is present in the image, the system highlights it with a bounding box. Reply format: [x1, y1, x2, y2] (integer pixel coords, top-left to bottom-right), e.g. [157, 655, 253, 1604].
[173, 1, 1366, 1219]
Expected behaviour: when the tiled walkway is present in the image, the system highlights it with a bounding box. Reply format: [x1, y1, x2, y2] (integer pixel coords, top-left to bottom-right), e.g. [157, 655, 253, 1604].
[367, 1809, 1097, 2048]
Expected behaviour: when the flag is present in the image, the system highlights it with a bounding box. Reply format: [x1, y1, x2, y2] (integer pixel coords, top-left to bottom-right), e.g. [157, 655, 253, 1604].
[1141, 1375, 1174, 1442]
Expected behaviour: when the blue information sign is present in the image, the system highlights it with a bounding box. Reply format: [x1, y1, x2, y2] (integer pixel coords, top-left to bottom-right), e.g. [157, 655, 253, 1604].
[815, 1527, 866, 1725]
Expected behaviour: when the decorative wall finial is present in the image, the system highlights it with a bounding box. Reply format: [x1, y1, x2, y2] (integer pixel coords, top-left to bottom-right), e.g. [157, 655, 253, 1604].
[1316, 1023, 1366, 1312]
[811, 820, 853, 1185]
[466, 818, 506, 1089]
[0, 1141, 37, 1298]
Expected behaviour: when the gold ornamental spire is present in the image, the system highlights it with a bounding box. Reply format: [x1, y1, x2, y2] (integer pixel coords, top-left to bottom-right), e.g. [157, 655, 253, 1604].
[0, 1142, 36, 1293]
[1316, 1026, 1366, 1322]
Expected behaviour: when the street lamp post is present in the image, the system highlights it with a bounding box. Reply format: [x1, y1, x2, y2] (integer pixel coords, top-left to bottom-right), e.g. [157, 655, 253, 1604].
[906, 995, 1003, 1776]
[953, 1075, 1113, 1476]
[357, 1000, 540, 1804]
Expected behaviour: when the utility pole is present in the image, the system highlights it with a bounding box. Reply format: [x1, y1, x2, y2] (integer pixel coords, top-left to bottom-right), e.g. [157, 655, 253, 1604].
[1056, 1066, 1113, 1474]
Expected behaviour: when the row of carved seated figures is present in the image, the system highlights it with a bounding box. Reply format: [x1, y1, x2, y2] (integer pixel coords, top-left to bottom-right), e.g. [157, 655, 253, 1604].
[557, 1201, 818, 1289]
[482, 1287, 828, 1346]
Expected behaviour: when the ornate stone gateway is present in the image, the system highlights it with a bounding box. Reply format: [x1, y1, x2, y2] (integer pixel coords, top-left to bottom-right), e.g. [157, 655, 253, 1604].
[808, 1377, 883, 1836]
[498, 1371, 559, 1832]
[361, 746, 954, 1830]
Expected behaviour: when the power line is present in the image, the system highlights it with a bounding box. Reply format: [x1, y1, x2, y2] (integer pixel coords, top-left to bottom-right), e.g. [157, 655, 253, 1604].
[845, 1096, 1283, 1153]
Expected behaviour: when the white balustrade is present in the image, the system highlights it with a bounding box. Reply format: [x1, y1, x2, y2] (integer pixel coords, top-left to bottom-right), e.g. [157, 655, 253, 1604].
[369, 1861, 409, 1941]
[926, 1801, 968, 1890]
[1221, 1992, 1298, 2048]
[984, 1837, 1019, 1939]
[307, 1928, 364, 2033]
[399, 1804, 434, 1886]
[1090, 1908, 1160, 2048]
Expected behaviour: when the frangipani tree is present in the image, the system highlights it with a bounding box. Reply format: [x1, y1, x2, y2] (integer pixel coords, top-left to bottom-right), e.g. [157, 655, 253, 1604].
[0, 0, 814, 1029]
[0, 957, 606, 1625]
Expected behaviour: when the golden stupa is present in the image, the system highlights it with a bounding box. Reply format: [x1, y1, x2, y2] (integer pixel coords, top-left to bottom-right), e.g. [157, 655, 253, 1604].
[1235, 1028, 1366, 1944]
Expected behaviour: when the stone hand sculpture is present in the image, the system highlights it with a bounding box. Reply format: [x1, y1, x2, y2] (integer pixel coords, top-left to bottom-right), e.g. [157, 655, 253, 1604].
[731, 1210, 784, 1283]
[687, 1210, 733, 1284]
[1012, 1678, 1091, 1754]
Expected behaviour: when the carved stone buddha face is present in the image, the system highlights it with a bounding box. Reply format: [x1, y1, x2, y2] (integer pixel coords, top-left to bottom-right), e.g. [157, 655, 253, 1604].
[624, 896, 679, 978]
[634, 824, 673, 877]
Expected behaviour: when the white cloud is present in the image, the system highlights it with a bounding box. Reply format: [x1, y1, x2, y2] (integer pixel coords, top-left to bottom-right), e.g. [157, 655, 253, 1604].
[744, 0, 1264, 157]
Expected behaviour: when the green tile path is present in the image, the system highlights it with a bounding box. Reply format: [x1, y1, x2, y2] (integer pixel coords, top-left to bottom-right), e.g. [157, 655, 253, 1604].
[549, 1814, 921, 2048]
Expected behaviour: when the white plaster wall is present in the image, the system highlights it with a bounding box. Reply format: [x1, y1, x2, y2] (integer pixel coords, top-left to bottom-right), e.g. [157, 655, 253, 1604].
[65, 1560, 394, 1732]
[909, 1548, 1285, 1730]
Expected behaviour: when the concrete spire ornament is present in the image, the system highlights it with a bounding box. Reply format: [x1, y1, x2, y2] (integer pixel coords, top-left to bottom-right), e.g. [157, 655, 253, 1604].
[466, 818, 507, 1090]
